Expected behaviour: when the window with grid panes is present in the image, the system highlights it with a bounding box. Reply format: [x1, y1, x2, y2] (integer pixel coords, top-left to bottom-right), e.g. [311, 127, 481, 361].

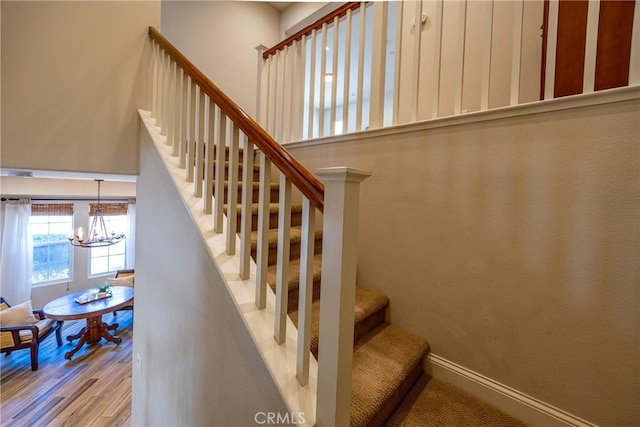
[30, 203, 73, 285]
[88, 203, 128, 276]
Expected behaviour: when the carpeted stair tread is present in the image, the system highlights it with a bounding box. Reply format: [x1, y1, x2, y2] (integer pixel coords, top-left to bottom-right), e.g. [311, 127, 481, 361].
[215, 180, 279, 193]
[266, 254, 323, 313]
[216, 161, 260, 172]
[234, 202, 303, 216]
[212, 145, 244, 160]
[226, 203, 304, 232]
[251, 227, 323, 266]
[289, 285, 390, 358]
[208, 161, 261, 181]
[351, 324, 430, 427]
[216, 181, 280, 204]
[384, 375, 528, 427]
[250, 226, 322, 251]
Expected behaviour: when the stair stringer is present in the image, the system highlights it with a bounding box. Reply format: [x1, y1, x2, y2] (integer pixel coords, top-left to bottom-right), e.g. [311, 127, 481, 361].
[140, 109, 318, 426]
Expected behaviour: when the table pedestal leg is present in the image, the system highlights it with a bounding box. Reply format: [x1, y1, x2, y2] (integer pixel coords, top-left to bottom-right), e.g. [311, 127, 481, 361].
[65, 315, 122, 359]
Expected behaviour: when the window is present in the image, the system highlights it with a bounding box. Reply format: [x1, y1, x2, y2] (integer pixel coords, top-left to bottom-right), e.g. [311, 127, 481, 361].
[30, 203, 73, 285]
[88, 203, 129, 276]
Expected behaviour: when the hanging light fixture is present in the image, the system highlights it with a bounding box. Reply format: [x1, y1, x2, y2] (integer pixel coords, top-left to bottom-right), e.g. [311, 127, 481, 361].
[69, 179, 125, 248]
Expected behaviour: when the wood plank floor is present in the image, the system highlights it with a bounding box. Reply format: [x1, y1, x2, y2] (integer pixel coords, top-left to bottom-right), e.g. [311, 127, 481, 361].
[0, 310, 133, 426]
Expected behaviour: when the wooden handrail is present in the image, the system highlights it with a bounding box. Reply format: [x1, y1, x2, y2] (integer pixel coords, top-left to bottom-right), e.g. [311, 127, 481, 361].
[149, 27, 324, 212]
[263, 2, 362, 59]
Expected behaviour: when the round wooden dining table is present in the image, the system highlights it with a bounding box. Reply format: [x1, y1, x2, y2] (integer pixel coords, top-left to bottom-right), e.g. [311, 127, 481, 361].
[43, 286, 134, 360]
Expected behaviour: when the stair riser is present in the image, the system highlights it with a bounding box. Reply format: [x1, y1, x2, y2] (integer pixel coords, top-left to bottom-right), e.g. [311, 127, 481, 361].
[192, 145, 245, 163]
[364, 362, 424, 427]
[252, 236, 323, 266]
[213, 147, 244, 163]
[236, 210, 303, 233]
[268, 278, 321, 315]
[210, 166, 260, 182]
[215, 185, 280, 205]
[310, 308, 386, 360]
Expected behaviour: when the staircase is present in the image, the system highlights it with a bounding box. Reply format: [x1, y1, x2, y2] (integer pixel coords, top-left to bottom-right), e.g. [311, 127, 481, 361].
[215, 148, 526, 427]
[148, 27, 527, 426]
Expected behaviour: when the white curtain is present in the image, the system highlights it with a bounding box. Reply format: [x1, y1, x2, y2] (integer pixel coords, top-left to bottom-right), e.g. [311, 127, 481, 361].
[0, 200, 33, 304]
[126, 200, 136, 269]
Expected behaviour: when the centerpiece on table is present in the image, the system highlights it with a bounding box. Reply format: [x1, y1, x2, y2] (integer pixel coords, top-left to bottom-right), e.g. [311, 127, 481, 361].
[94, 283, 113, 299]
[74, 283, 113, 304]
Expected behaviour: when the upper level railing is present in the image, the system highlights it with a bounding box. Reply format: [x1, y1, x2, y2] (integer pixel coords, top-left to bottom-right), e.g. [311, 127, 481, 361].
[258, 0, 639, 143]
[148, 26, 369, 426]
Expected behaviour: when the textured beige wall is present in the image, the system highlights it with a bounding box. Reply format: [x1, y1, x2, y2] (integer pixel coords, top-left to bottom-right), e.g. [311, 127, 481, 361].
[159, 1, 281, 118]
[286, 98, 640, 427]
[1, 1, 160, 175]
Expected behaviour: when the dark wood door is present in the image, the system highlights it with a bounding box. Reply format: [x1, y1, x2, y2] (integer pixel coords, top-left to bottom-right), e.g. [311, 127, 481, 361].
[540, 0, 636, 99]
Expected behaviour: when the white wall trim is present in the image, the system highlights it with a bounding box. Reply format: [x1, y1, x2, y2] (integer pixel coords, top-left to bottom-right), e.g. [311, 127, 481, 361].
[425, 354, 599, 427]
[282, 85, 640, 149]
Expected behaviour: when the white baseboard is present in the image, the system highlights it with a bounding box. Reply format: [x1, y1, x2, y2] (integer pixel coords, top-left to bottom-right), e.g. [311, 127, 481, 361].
[424, 354, 598, 427]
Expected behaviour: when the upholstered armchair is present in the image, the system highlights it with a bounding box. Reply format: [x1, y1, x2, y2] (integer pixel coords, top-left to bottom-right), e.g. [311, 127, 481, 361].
[0, 298, 63, 371]
[110, 269, 134, 316]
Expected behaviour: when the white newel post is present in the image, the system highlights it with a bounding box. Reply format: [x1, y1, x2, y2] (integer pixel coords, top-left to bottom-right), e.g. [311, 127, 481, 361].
[315, 167, 371, 427]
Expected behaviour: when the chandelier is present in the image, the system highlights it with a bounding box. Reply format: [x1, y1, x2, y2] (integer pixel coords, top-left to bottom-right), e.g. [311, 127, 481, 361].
[69, 179, 125, 248]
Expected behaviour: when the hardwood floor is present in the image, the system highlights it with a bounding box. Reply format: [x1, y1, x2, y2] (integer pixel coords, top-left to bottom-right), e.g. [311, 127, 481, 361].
[1, 310, 133, 426]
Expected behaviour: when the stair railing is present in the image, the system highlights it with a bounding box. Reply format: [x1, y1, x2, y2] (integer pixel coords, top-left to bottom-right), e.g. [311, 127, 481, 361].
[259, 0, 639, 142]
[148, 27, 369, 426]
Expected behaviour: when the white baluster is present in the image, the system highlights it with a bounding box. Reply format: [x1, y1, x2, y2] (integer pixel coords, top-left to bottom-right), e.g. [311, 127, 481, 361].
[195, 87, 205, 198]
[162, 51, 170, 135]
[203, 98, 215, 214]
[296, 197, 315, 385]
[239, 139, 255, 280]
[213, 108, 227, 233]
[319, 22, 328, 137]
[480, 1, 494, 111]
[454, 0, 468, 115]
[172, 66, 182, 157]
[166, 59, 175, 146]
[287, 37, 304, 141]
[291, 39, 303, 142]
[342, 9, 353, 133]
[156, 49, 164, 129]
[275, 49, 284, 141]
[179, 72, 188, 169]
[264, 56, 273, 136]
[315, 167, 371, 427]
[583, 0, 601, 93]
[329, 16, 340, 136]
[431, 0, 444, 119]
[411, 0, 423, 122]
[226, 124, 240, 255]
[510, 0, 524, 106]
[186, 78, 196, 183]
[279, 47, 289, 142]
[151, 42, 158, 119]
[392, 1, 404, 125]
[356, 3, 367, 131]
[255, 154, 272, 309]
[269, 52, 278, 137]
[545, 0, 560, 100]
[255, 45, 268, 127]
[370, 1, 389, 129]
[307, 29, 317, 139]
[274, 174, 291, 344]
